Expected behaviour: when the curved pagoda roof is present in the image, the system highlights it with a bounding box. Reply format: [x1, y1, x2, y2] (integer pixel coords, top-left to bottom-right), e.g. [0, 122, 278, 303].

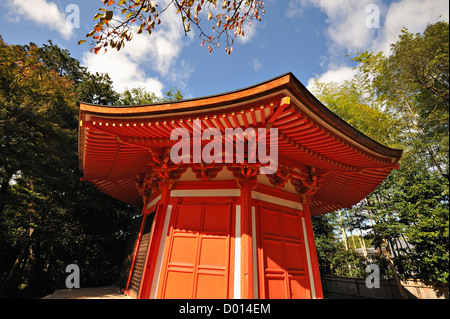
[78, 73, 402, 216]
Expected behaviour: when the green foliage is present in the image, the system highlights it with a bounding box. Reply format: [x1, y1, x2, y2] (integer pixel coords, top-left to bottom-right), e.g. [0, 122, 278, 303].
[352, 21, 449, 175]
[117, 87, 184, 105]
[311, 22, 449, 285]
[329, 249, 367, 278]
[312, 214, 374, 278]
[32, 40, 86, 84]
[312, 214, 336, 274]
[310, 77, 402, 149]
[367, 155, 449, 283]
[1, 37, 170, 298]
[77, 72, 119, 105]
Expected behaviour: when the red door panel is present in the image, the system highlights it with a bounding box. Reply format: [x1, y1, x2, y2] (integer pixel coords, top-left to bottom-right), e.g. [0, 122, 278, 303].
[164, 270, 194, 299]
[258, 206, 311, 299]
[196, 273, 228, 299]
[169, 236, 198, 265]
[289, 275, 310, 299]
[159, 200, 233, 299]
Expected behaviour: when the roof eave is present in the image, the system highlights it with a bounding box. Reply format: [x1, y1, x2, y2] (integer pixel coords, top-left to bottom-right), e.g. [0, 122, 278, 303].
[78, 72, 402, 170]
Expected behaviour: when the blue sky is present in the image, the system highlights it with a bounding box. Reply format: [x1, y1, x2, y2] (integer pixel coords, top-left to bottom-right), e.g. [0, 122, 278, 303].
[0, 0, 448, 100]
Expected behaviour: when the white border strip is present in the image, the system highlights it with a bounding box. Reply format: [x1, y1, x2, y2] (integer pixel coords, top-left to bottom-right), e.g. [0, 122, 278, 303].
[252, 206, 258, 299]
[146, 195, 161, 210]
[234, 205, 241, 299]
[301, 217, 316, 299]
[252, 191, 303, 211]
[150, 205, 173, 299]
[170, 189, 241, 198]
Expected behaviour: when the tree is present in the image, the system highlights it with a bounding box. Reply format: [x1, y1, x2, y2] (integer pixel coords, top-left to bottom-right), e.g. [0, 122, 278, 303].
[81, 0, 265, 54]
[1, 38, 79, 297]
[1, 37, 186, 298]
[366, 154, 449, 284]
[1, 38, 139, 298]
[312, 213, 370, 279]
[352, 23, 449, 285]
[31, 40, 120, 106]
[117, 86, 183, 105]
[310, 22, 449, 290]
[353, 22, 449, 176]
[309, 76, 404, 150]
[33, 40, 86, 85]
[77, 72, 119, 105]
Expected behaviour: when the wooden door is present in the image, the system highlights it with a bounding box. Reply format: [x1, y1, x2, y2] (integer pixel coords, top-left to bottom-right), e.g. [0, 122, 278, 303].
[158, 199, 234, 299]
[257, 205, 311, 299]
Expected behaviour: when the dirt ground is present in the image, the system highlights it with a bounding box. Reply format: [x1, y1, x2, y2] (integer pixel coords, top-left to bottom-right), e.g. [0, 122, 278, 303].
[42, 286, 131, 299]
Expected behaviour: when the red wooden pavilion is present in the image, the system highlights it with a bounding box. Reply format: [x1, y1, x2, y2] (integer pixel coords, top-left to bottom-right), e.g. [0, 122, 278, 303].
[78, 73, 402, 299]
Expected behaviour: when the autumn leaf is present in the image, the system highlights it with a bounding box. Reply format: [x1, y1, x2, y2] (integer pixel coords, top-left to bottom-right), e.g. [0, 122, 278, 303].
[93, 13, 103, 20]
[105, 10, 114, 21]
[87, 0, 266, 55]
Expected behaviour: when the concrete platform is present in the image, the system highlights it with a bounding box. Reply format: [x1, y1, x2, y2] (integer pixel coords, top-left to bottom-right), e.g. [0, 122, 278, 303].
[42, 286, 131, 299]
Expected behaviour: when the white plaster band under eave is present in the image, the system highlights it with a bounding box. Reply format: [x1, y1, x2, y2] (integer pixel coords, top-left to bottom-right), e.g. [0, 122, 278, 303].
[251, 191, 303, 211]
[167, 189, 303, 211]
[170, 189, 241, 198]
[146, 195, 162, 210]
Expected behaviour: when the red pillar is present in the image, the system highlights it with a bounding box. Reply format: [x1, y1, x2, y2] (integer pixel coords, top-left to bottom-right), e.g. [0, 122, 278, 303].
[302, 195, 324, 299]
[138, 181, 173, 299]
[124, 208, 148, 292]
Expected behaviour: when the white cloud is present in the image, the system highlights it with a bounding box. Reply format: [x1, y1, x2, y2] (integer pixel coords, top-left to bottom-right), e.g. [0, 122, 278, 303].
[307, 66, 357, 90]
[237, 21, 259, 44]
[82, 1, 193, 97]
[251, 58, 262, 71]
[374, 0, 449, 54]
[301, 0, 449, 87]
[285, 0, 305, 18]
[82, 47, 164, 96]
[295, 0, 380, 52]
[296, 0, 449, 54]
[11, 0, 75, 40]
[166, 59, 195, 95]
[141, 3, 186, 76]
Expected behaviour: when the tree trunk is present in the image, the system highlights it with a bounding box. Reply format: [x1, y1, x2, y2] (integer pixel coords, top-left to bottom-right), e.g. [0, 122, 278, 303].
[350, 231, 357, 251]
[0, 236, 32, 298]
[338, 210, 348, 251]
[0, 171, 12, 215]
[345, 211, 358, 251]
[365, 197, 409, 299]
[357, 230, 368, 259]
[401, 96, 444, 175]
[27, 232, 44, 298]
[382, 238, 409, 299]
